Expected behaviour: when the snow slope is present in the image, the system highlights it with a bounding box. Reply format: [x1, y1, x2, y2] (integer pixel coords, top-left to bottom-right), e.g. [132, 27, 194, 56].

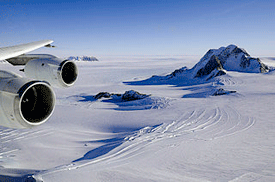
[0, 54, 275, 182]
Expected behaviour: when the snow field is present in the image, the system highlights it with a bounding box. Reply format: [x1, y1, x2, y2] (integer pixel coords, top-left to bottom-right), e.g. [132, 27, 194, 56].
[0, 56, 275, 181]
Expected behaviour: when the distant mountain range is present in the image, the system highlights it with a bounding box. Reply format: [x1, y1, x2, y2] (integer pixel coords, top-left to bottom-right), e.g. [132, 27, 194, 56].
[67, 56, 99, 61]
[0, 56, 99, 63]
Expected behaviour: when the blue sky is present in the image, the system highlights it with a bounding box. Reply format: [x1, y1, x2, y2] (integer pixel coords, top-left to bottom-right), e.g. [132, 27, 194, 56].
[0, 0, 274, 57]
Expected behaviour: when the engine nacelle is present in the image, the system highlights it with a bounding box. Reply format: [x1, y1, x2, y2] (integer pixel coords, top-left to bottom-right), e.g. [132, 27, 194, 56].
[24, 57, 78, 88]
[0, 71, 55, 129]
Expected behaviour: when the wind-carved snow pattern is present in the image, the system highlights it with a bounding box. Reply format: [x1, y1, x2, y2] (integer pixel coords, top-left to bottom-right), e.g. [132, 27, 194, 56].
[33, 105, 255, 180]
[215, 74, 243, 86]
[113, 96, 171, 110]
[126, 106, 255, 143]
[91, 105, 255, 164]
[0, 128, 53, 161]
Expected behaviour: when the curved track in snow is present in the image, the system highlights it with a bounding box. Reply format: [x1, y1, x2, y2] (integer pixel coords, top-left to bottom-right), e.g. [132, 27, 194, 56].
[116, 105, 255, 160]
[34, 105, 255, 179]
[0, 128, 53, 160]
[216, 75, 243, 86]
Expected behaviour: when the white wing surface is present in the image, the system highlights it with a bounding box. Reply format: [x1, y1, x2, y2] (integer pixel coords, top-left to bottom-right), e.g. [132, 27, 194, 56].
[0, 40, 53, 60]
[0, 39, 78, 129]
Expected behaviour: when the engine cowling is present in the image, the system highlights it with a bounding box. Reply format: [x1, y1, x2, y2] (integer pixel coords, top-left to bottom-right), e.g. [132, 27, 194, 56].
[0, 71, 55, 129]
[24, 57, 78, 88]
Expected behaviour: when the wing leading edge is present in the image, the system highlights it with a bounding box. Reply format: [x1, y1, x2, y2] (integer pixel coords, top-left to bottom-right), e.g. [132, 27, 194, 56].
[0, 40, 54, 61]
[0, 39, 79, 129]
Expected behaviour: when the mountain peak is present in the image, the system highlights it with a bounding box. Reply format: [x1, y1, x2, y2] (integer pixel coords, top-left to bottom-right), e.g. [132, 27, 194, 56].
[125, 44, 270, 87]
[194, 44, 268, 74]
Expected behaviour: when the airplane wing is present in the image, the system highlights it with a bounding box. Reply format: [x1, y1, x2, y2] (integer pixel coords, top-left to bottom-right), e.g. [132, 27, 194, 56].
[0, 40, 54, 61]
[0, 39, 78, 129]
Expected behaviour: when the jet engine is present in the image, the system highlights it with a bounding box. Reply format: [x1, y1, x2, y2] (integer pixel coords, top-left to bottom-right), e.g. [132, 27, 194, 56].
[0, 40, 78, 129]
[24, 56, 78, 88]
[0, 71, 55, 129]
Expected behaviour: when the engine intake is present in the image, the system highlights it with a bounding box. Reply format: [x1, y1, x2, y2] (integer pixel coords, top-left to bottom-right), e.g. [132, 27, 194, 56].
[0, 72, 55, 129]
[59, 60, 78, 86]
[24, 57, 78, 88]
[19, 82, 55, 124]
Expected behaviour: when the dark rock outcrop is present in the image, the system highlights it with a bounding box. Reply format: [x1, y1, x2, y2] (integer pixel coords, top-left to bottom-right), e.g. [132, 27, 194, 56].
[93, 90, 150, 101]
[167, 66, 188, 78]
[94, 92, 113, 99]
[122, 90, 150, 101]
[212, 88, 236, 96]
[195, 55, 225, 78]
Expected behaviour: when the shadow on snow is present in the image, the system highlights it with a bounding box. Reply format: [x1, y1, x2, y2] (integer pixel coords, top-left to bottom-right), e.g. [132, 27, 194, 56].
[72, 124, 161, 163]
[73, 137, 125, 162]
[76, 94, 166, 111]
[124, 75, 225, 98]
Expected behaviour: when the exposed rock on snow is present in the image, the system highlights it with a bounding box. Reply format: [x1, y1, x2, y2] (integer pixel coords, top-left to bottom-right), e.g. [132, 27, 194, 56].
[60, 90, 168, 110]
[67, 56, 99, 62]
[212, 88, 236, 96]
[94, 92, 114, 100]
[121, 90, 150, 101]
[93, 90, 150, 101]
[195, 55, 225, 78]
[167, 66, 188, 78]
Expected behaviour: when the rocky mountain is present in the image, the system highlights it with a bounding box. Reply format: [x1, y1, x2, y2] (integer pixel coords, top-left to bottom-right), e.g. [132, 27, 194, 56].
[169, 44, 269, 80]
[193, 44, 269, 75]
[126, 45, 269, 87]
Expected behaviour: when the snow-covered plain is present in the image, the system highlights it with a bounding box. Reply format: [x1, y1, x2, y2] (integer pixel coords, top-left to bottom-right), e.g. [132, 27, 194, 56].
[0, 53, 275, 181]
